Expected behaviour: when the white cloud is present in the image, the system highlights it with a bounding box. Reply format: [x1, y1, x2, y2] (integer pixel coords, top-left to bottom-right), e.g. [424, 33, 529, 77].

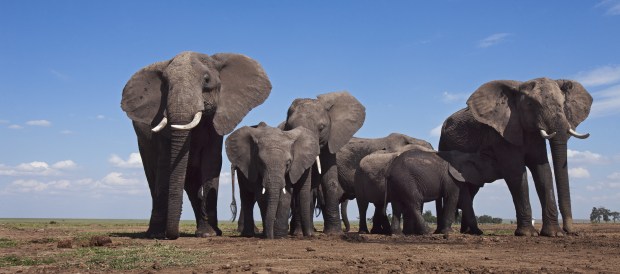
[568, 167, 591, 178]
[109, 153, 143, 169]
[591, 84, 620, 117]
[8, 124, 23, 129]
[7, 179, 71, 193]
[50, 69, 69, 80]
[60, 130, 74, 135]
[101, 172, 140, 186]
[441, 91, 469, 103]
[478, 33, 511, 48]
[26, 120, 52, 127]
[574, 65, 620, 87]
[566, 149, 607, 164]
[608, 172, 620, 180]
[597, 0, 620, 15]
[0, 160, 76, 176]
[96, 115, 105, 120]
[430, 124, 443, 137]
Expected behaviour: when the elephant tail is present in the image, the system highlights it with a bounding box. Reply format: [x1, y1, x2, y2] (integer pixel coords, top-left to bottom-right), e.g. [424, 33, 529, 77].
[230, 164, 238, 222]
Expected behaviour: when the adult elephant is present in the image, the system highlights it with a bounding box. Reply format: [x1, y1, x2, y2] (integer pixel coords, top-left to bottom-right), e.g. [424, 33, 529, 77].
[439, 78, 592, 236]
[283, 91, 365, 235]
[336, 133, 433, 233]
[226, 123, 319, 239]
[121, 51, 271, 239]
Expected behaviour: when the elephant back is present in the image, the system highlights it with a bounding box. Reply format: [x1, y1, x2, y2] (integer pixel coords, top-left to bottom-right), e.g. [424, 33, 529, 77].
[439, 108, 491, 152]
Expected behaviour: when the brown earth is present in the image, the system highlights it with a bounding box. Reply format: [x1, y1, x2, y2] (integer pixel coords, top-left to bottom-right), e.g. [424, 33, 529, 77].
[1, 221, 619, 273]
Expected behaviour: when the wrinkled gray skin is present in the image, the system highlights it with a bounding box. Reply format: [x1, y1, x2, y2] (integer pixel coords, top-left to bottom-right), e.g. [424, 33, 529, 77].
[335, 133, 433, 234]
[355, 143, 434, 234]
[283, 91, 366, 235]
[439, 78, 592, 236]
[121, 51, 271, 239]
[226, 123, 319, 239]
[387, 149, 499, 235]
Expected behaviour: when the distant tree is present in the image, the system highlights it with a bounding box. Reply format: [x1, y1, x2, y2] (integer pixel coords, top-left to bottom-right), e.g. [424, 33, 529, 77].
[601, 207, 611, 223]
[590, 207, 600, 223]
[491, 217, 503, 224]
[477, 215, 494, 224]
[423, 210, 437, 224]
[611, 212, 620, 223]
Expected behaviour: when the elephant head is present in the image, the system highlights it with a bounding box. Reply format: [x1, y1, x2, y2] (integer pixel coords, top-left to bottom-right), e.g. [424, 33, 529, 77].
[225, 123, 320, 239]
[283, 91, 366, 154]
[466, 77, 592, 230]
[121, 51, 271, 239]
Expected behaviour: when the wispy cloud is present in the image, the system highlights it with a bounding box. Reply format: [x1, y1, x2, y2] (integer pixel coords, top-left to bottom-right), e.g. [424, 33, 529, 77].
[591, 84, 620, 117]
[596, 0, 620, 15]
[60, 130, 74, 135]
[567, 149, 607, 164]
[8, 124, 23, 130]
[0, 160, 76, 177]
[50, 69, 69, 81]
[478, 33, 511, 48]
[569, 167, 591, 178]
[26, 120, 52, 127]
[109, 153, 143, 169]
[574, 65, 620, 87]
[430, 124, 443, 137]
[441, 91, 469, 103]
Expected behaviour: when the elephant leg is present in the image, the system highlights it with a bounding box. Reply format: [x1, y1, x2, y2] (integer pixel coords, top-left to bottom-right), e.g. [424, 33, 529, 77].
[403, 201, 427, 235]
[505, 171, 537, 236]
[320, 152, 344, 235]
[435, 198, 443, 232]
[190, 130, 223, 237]
[341, 200, 350, 233]
[371, 203, 390, 235]
[436, 187, 458, 235]
[239, 188, 256, 237]
[289, 186, 303, 236]
[391, 201, 403, 235]
[526, 138, 563, 237]
[458, 184, 482, 235]
[357, 198, 370, 234]
[135, 123, 168, 239]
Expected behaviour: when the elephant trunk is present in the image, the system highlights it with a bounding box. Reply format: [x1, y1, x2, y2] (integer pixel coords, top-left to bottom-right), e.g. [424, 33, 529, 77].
[549, 138, 572, 233]
[263, 186, 281, 239]
[165, 129, 191, 240]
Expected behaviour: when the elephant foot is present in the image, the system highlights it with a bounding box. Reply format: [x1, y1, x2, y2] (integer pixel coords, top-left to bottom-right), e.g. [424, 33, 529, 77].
[323, 225, 344, 236]
[514, 225, 539, 236]
[461, 226, 484, 235]
[370, 226, 382, 234]
[358, 228, 370, 234]
[433, 227, 454, 235]
[146, 230, 166, 239]
[195, 226, 221, 238]
[540, 224, 565, 237]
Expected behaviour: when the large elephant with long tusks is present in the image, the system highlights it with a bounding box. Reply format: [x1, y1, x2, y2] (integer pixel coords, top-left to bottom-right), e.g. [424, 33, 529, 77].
[121, 51, 271, 239]
[439, 78, 592, 237]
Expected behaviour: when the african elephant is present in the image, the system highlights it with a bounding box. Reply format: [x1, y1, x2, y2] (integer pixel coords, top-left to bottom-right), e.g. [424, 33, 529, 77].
[354, 143, 434, 234]
[226, 123, 319, 239]
[283, 91, 366, 235]
[387, 149, 499, 235]
[439, 78, 592, 236]
[335, 133, 433, 234]
[121, 51, 271, 239]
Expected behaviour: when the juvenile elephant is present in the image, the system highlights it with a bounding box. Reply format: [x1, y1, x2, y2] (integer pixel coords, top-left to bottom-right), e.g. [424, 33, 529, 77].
[283, 91, 366, 235]
[334, 133, 433, 233]
[439, 78, 592, 236]
[121, 51, 271, 239]
[226, 123, 319, 239]
[387, 149, 499, 235]
[354, 143, 434, 234]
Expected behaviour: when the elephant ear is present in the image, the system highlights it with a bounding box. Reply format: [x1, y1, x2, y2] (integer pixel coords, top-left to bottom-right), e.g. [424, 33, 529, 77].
[211, 53, 272, 135]
[225, 126, 258, 182]
[120, 60, 171, 125]
[467, 80, 523, 146]
[287, 127, 320, 183]
[442, 151, 485, 187]
[556, 79, 593, 128]
[317, 91, 366, 153]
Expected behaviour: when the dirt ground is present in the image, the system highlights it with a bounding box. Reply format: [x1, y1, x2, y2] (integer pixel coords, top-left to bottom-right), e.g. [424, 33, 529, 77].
[1, 220, 619, 273]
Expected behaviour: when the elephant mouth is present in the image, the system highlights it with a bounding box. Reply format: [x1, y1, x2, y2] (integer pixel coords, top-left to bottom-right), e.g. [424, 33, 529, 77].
[151, 112, 203, 132]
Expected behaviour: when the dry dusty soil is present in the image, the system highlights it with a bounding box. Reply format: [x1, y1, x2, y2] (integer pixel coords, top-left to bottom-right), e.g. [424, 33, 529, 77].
[1, 220, 619, 273]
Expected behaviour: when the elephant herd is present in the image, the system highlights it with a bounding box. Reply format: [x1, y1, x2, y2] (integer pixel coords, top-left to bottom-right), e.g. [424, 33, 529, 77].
[121, 51, 593, 240]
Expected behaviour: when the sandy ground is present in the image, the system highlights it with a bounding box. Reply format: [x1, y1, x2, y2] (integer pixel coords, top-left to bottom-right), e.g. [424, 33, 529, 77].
[1, 221, 619, 273]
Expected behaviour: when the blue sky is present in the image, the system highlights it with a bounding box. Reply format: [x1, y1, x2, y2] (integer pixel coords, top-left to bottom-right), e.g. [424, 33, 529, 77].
[1, 1, 620, 222]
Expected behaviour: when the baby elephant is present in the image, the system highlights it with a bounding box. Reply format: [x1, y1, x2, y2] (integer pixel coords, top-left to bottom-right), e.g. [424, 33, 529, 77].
[226, 122, 320, 239]
[387, 149, 499, 235]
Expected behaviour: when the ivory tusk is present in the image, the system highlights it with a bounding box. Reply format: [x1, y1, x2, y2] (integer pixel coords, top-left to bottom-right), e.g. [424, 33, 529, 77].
[316, 156, 322, 174]
[262, 188, 266, 195]
[171, 112, 202, 130]
[151, 117, 168, 132]
[569, 128, 590, 139]
[282, 188, 287, 194]
[539, 129, 557, 139]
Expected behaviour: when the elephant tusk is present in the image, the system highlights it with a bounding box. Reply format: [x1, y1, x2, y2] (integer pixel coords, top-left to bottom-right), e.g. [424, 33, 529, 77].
[569, 128, 590, 139]
[262, 187, 266, 195]
[539, 129, 557, 139]
[316, 156, 322, 174]
[171, 112, 202, 130]
[151, 117, 168, 132]
[282, 188, 287, 194]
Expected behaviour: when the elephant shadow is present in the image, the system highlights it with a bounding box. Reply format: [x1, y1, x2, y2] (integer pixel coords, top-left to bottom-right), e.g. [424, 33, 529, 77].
[109, 231, 195, 239]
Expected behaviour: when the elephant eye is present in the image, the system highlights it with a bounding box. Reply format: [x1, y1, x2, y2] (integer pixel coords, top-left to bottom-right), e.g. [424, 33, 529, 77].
[319, 124, 325, 130]
[286, 159, 292, 168]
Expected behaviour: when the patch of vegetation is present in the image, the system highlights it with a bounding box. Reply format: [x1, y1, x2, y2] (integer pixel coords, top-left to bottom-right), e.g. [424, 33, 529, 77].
[69, 242, 211, 270]
[0, 255, 55, 267]
[0, 238, 18, 248]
